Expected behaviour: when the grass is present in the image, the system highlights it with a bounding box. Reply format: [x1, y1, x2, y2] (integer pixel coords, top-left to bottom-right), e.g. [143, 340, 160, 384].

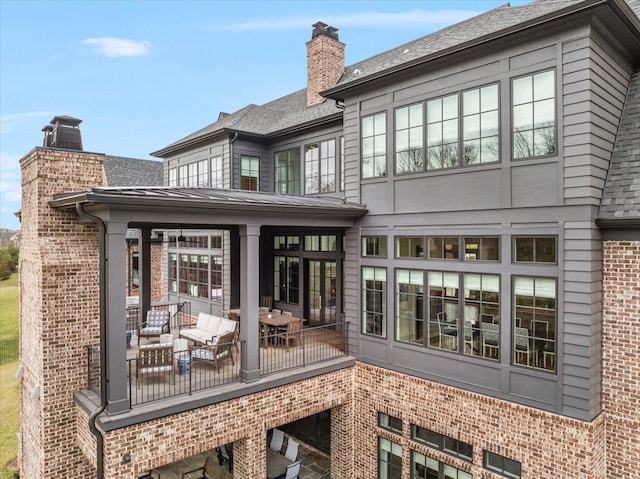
[0, 272, 19, 478]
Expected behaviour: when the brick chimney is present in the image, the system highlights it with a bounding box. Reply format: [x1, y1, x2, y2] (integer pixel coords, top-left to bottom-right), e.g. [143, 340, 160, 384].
[306, 22, 345, 106]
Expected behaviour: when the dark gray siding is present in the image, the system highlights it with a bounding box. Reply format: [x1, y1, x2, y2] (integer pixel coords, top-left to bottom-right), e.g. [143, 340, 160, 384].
[341, 22, 634, 420]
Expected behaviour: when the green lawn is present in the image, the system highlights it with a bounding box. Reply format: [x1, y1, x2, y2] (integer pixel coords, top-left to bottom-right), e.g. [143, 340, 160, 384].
[0, 273, 19, 478]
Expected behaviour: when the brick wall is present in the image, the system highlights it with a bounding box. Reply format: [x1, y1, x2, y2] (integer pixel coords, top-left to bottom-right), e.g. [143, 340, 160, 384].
[75, 368, 354, 478]
[353, 362, 605, 478]
[19, 147, 104, 478]
[602, 240, 640, 478]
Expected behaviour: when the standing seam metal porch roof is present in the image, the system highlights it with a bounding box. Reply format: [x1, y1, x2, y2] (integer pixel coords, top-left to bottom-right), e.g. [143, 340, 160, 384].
[50, 186, 368, 219]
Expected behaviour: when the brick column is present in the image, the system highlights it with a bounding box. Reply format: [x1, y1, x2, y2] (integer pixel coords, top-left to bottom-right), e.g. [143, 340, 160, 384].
[602, 240, 640, 477]
[18, 147, 105, 478]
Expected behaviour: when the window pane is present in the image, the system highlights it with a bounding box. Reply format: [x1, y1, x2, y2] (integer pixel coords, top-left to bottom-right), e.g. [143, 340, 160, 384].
[363, 267, 387, 337]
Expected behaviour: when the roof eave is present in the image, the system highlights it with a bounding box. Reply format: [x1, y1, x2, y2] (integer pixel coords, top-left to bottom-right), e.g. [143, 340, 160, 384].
[595, 217, 640, 229]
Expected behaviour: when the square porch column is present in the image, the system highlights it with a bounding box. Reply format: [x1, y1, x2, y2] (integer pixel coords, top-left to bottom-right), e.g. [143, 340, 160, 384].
[240, 224, 261, 382]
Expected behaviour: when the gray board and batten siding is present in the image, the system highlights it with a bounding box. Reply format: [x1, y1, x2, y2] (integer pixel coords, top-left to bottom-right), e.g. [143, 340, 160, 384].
[342, 20, 634, 420]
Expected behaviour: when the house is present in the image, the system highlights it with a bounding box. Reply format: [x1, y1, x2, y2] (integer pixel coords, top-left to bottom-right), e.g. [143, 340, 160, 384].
[16, 1, 640, 478]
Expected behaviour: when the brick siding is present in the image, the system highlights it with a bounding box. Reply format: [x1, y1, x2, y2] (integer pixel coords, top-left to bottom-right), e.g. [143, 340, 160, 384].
[602, 240, 640, 479]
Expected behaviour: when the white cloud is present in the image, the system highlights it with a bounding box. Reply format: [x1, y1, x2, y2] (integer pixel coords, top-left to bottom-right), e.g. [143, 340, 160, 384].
[207, 9, 481, 32]
[0, 111, 55, 135]
[81, 37, 152, 58]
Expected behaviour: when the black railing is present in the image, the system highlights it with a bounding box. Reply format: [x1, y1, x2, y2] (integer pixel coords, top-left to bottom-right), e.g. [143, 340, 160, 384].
[86, 320, 348, 408]
[128, 338, 240, 406]
[260, 321, 348, 376]
[127, 300, 192, 333]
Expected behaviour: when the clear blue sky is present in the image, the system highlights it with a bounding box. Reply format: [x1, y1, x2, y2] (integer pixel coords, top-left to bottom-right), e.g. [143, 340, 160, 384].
[0, 0, 528, 231]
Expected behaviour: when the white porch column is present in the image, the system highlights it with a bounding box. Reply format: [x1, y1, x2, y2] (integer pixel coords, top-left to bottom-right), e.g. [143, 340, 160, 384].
[240, 224, 261, 382]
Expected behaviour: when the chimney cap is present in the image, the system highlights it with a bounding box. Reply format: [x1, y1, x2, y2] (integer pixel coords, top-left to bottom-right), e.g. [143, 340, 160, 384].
[50, 115, 82, 127]
[41, 125, 54, 132]
[311, 21, 339, 41]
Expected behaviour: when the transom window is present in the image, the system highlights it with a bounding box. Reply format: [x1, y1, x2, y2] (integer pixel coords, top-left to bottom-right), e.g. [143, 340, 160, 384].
[484, 450, 521, 479]
[362, 112, 387, 178]
[275, 148, 301, 195]
[428, 237, 459, 259]
[513, 276, 556, 372]
[241, 155, 260, 191]
[411, 425, 473, 461]
[513, 236, 556, 263]
[305, 140, 336, 194]
[362, 236, 387, 257]
[396, 236, 424, 258]
[512, 69, 556, 159]
[463, 237, 499, 261]
[304, 235, 336, 252]
[378, 412, 403, 434]
[362, 267, 387, 337]
[274, 235, 300, 251]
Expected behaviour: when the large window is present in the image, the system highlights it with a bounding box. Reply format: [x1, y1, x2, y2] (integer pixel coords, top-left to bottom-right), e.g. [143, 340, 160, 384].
[179, 254, 209, 298]
[513, 236, 556, 263]
[178, 165, 188, 186]
[378, 437, 402, 479]
[274, 256, 299, 304]
[412, 451, 471, 479]
[168, 167, 177, 186]
[428, 271, 460, 352]
[305, 140, 335, 194]
[275, 148, 301, 195]
[512, 69, 555, 159]
[395, 103, 424, 174]
[393, 84, 499, 174]
[396, 269, 424, 344]
[362, 112, 387, 178]
[211, 156, 223, 188]
[463, 84, 499, 164]
[241, 155, 260, 191]
[427, 94, 459, 170]
[513, 276, 556, 371]
[464, 273, 500, 359]
[362, 267, 387, 337]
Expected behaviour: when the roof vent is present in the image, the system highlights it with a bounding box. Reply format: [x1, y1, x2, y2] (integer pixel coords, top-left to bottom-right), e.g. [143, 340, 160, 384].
[42, 116, 83, 151]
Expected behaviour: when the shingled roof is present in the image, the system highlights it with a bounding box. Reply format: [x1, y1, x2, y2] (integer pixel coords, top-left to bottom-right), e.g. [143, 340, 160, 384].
[597, 70, 640, 222]
[104, 155, 163, 187]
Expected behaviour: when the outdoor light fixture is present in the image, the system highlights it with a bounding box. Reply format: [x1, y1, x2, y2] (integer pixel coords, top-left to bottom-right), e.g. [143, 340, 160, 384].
[122, 453, 131, 464]
[29, 385, 40, 400]
[177, 226, 186, 244]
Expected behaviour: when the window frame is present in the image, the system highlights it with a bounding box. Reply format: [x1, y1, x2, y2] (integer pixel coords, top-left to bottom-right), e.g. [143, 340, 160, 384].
[484, 450, 522, 479]
[378, 437, 402, 479]
[513, 236, 557, 264]
[304, 139, 336, 194]
[275, 147, 302, 195]
[511, 69, 556, 160]
[240, 155, 260, 191]
[362, 266, 387, 337]
[362, 236, 388, 258]
[395, 236, 425, 258]
[362, 112, 387, 179]
[378, 412, 403, 435]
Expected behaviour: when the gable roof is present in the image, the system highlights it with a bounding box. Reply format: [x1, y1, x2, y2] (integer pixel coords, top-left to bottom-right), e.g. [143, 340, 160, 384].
[597, 70, 640, 224]
[103, 155, 164, 187]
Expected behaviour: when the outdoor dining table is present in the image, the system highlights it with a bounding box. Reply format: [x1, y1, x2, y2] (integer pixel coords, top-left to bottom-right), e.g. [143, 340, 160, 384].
[259, 313, 299, 347]
[266, 447, 293, 479]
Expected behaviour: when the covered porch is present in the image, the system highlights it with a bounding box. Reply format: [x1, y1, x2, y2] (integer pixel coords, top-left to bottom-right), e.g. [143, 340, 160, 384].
[51, 186, 366, 416]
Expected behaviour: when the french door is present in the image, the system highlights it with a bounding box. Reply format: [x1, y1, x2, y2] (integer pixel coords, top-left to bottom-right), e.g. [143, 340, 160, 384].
[305, 259, 337, 326]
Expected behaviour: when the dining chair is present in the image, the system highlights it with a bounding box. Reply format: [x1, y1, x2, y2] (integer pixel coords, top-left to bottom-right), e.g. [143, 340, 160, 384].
[514, 326, 534, 366]
[272, 308, 282, 315]
[481, 323, 499, 358]
[284, 460, 301, 479]
[277, 319, 303, 350]
[270, 428, 284, 452]
[284, 438, 299, 461]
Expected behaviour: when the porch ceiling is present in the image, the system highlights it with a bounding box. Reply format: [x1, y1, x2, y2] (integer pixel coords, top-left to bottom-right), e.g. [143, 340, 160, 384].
[50, 186, 368, 227]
